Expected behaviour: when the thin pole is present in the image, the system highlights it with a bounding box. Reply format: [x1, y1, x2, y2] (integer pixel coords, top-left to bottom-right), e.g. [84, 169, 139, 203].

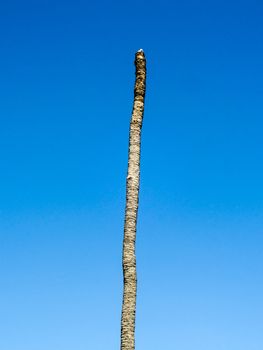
[121, 49, 146, 350]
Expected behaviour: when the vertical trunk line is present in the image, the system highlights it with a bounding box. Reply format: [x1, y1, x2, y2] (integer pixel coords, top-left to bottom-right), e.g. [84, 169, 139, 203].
[121, 50, 146, 350]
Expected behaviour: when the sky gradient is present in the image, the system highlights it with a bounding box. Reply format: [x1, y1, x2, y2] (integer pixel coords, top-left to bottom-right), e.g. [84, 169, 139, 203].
[1, 0, 263, 349]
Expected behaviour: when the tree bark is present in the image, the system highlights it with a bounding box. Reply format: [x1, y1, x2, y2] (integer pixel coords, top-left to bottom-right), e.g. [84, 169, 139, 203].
[120, 49, 146, 350]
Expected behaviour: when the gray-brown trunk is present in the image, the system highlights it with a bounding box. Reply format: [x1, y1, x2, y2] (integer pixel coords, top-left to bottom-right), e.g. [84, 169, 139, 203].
[120, 50, 146, 350]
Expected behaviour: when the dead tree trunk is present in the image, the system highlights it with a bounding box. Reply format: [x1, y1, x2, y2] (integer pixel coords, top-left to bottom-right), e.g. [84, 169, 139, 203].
[121, 49, 147, 350]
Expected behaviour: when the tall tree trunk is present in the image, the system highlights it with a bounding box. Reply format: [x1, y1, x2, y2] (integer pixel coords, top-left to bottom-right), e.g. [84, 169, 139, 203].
[121, 49, 146, 350]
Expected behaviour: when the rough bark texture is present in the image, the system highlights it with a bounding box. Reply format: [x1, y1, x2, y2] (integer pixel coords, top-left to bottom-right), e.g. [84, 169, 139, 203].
[121, 49, 146, 350]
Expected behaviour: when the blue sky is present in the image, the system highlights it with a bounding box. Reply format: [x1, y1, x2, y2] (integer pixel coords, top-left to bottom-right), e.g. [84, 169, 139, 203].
[0, 0, 263, 349]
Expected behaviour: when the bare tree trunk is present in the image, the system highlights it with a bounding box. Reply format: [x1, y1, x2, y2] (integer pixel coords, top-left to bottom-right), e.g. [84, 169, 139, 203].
[120, 49, 146, 350]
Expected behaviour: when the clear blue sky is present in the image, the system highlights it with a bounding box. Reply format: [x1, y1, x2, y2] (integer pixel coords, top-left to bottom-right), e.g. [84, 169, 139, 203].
[0, 0, 263, 349]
